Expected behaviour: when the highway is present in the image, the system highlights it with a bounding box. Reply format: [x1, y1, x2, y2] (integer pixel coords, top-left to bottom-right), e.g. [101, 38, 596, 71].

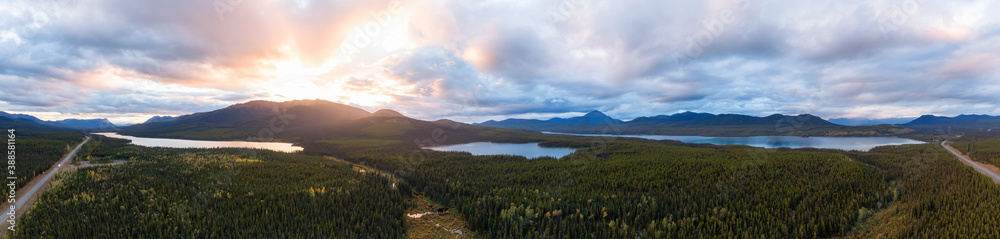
[942, 140, 1000, 184]
[2, 136, 90, 224]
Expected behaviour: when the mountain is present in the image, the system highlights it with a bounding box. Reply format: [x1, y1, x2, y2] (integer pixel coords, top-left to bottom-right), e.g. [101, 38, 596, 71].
[828, 117, 916, 126]
[119, 100, 531, 142]
[143, 116, 177, 124]
[120, 100, 372, 140]
[629, 111, 715, 124]
[675, 114, 835, 126]
[49, 118, 116, 129]
[901, 114, 1000, 132]
[0, 111, 43, 122]
[0, 111, 115, 129]
[476, 110, 622, 131]
[370, 109, 406, 118]
[903, 114, 1000, 126]
[549, 111, 621, 125]
[480, 111, 911, 137]
[0, 116, 76, 133]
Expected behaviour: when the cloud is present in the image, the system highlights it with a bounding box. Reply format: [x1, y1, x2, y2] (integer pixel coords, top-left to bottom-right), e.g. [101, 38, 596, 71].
[2, 0, 1000, 124]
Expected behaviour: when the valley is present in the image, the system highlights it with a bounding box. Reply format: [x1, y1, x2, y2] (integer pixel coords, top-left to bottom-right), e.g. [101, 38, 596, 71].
[5, 1, 1000, 237]
[3, 100, 1000, 238]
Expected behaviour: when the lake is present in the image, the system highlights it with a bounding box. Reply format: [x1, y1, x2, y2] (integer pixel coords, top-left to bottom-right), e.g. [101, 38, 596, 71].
[93, 133, 303, 153]
[424, 142, 577, 158]
[543, 132, 925, 151]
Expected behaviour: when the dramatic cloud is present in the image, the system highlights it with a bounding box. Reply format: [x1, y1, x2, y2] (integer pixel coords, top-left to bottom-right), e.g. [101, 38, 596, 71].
[2, 0, 999, 124]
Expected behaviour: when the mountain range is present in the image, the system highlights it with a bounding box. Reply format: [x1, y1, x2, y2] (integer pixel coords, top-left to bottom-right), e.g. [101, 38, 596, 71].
[900, 114, 1000, 132]
[5, 101, 999, 139]
[477, 111, 914, 136]
[827, 117, 917, 126]
[0, 115, 75, 133]
[143, 116, 177, 124]
[118, 100, 528, 143]
[0, 111, 116, 129]
[475, 111, 622, 131]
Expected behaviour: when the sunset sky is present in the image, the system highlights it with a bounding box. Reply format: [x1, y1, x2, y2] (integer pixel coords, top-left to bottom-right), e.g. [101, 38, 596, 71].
[2, 0, 999, 124]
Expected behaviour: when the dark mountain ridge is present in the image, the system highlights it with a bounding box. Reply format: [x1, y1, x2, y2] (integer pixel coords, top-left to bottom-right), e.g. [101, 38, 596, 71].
[478, 111, 911, 136]
[900, 114, 1000, 132]
[143, 116, 177, 124]
[119, 99, 533, 143]
[0, 116, 76, 133]
[0, 111, 115, 129]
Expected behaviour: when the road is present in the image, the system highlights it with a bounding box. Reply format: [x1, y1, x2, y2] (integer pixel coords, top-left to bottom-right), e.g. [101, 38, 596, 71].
[942, 140, 1000, 184]
[1, 136, 90, 229]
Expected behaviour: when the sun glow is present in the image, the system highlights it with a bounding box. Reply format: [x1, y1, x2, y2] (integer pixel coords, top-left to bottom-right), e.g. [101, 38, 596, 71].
[254, 7, 420, 109]
[266, 79, 398, 108]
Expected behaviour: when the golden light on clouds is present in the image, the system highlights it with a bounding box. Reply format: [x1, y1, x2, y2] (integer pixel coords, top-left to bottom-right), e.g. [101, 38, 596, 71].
[5, 0, 1000, 125]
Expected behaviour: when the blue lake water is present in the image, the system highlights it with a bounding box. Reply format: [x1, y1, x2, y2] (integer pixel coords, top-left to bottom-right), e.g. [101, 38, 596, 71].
[94, 132, 303, 153]
[543, 132, 925, 151]
[424, 142, 577, 158]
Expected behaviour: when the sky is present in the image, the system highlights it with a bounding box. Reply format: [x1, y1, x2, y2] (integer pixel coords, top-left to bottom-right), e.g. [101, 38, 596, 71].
[2, 0, 999, 125]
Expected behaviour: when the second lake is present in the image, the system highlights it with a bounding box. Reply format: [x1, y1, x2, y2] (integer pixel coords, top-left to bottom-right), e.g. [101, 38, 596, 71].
[543, 132, 925, 151]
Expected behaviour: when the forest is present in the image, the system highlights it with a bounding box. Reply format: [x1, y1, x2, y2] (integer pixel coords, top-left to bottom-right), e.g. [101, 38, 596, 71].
[12, 142, 409, 238]
[2, 132, 82, 199]
[847, 143, 1000, 237]
[303, 134, 1000, 238]
[304, 137, 894, 238]
[948, 138, 1000, 168]
[10, 132, 1000, 238]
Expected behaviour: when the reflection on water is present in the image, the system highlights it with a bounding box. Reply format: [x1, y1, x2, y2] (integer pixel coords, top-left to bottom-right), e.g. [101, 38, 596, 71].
[425, 142, 576, 158]
[94, 132, 303, 153]
[543, 132, 925, 151]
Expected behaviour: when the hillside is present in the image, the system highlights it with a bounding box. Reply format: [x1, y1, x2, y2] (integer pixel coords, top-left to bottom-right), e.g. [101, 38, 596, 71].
[828, 117, 915, 126]
[120, 100, 539, 143]
[0, 111, 115, 129]
[478, 111, 912, 137]
[901, 114, 1000, 132]
[142, 116, 176, 124]
[120, 100, 371, 140]
[49, 118, 116, 129]
[0, 116, 78, 134]
[476, 111, 621, 131]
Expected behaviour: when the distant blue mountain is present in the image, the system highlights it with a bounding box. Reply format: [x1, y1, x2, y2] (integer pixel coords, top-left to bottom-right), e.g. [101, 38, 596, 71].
[0, 115, 75, 132]
[476, 111, 621, 130]
[900, 114, 1000, 131]
[828, 117, 916, 126]
[0, 111, 43, 122]
[629, 111, 715, 124]
[477, 111, 838, 130]
[143, 115, 177, 124]
[472, 111, 909, 136]
[50, 118, 116, 129]
[0, 111, 116, 129]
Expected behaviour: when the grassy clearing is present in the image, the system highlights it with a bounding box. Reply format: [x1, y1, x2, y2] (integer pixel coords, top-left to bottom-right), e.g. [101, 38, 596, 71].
[407, 194, 475, 239]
